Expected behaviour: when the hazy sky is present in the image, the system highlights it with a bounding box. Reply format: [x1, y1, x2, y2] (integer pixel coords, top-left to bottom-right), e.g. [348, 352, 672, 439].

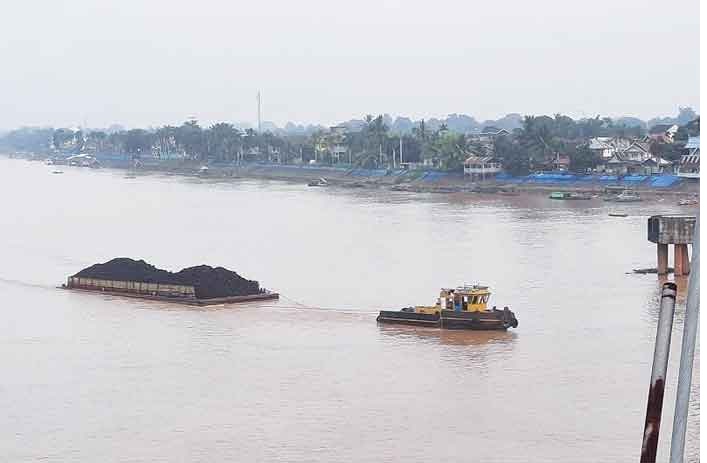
[0, 0, 700, 129]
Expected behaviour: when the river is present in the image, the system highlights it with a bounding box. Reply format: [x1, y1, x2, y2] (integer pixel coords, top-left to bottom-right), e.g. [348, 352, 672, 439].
[0, 157, 699, 462]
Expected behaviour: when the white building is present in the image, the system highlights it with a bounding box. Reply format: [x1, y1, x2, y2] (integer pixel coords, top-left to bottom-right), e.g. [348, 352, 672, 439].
[464, 155, 502, 179]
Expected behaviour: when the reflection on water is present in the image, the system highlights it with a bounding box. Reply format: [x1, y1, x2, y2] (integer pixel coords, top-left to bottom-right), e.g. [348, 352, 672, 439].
[378, 324, 516, 347]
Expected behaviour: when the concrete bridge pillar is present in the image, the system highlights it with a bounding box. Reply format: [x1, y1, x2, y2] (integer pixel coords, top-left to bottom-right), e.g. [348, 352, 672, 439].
[657, 244, 669, 275]
[648, 215, 695, 277]
[674, 244, 690, 276]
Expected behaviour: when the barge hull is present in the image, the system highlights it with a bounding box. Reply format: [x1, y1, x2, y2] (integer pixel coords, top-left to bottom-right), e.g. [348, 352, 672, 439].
[377, 309, 516, 331]
[62, 286, 279, 306]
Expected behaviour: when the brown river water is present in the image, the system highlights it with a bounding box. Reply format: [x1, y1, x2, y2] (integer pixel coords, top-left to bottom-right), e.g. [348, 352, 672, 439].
[0, 157, 699, 462]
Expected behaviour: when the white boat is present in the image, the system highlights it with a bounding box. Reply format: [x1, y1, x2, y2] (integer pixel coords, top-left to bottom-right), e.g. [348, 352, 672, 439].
[605, 191, 642, 202]
[678, 198, 698, 206]
[307, 178, 328, 187]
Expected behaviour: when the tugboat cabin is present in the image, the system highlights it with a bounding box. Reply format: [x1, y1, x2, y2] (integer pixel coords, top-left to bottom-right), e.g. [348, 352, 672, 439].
[416, 285, 491, 314]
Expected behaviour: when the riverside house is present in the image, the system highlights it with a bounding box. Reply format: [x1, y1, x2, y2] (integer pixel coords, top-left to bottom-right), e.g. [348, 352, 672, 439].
[603, 141, 666, 175]
[464, 155, 502, 180]
[588, 136, 632, 160]
[314, 126, 349, 164]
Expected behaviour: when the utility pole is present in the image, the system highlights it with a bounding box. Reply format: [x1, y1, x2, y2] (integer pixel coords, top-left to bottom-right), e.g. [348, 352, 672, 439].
[257, 91, 262, 133]
[400, 137, 403, 166]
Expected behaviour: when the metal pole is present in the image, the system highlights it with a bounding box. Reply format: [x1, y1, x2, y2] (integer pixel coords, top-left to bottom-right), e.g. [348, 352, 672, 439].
[640, 282, 677, 463]
[400, 137, 403, 166]
[669, 216, 700, 463]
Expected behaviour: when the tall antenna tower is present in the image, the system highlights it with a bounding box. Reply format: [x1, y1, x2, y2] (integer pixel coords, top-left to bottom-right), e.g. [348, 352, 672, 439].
[257, 91, 262, 133]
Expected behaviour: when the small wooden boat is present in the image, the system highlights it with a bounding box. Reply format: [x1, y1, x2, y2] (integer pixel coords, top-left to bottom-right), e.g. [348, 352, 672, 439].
[497, 189, 520, 196]
[307, 178, 329, 187]
[609, 212, 628, 217]
[678, 198, 698, 206]
[377, 285, 518, 330]
[549, 191, 592, 200]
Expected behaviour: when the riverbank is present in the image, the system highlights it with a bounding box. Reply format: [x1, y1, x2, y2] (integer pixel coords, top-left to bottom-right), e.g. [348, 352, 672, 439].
[13, 152, 702, 198]
[112, 160, 703, 198]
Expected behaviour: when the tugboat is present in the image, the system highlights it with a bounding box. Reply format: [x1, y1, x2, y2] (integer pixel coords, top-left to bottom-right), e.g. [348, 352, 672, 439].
[377, 285, 518, 330]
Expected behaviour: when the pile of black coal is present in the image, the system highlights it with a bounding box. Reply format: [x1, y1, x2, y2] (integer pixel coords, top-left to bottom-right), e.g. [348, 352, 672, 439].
[174, 265, 260, 299]
[73, 258, 261, 298]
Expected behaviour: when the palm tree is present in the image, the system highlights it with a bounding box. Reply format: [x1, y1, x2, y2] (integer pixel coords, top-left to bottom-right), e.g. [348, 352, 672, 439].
[176, 120, 205, 160]
[208, 123, 241, 162]
[156, 126, 178, 158]
[88, 131, 107, 153]
[413, 119, 428, 141]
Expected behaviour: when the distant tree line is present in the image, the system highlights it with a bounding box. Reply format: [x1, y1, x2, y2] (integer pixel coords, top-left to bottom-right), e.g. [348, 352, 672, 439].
[0, 108, 698, 175]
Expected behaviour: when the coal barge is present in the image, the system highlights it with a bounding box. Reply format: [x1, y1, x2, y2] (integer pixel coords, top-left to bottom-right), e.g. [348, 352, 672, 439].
[377, 284, 518, 330]
[63, 258, 279, 305]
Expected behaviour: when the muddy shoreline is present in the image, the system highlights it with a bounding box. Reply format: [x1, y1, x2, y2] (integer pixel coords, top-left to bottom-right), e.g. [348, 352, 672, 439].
[129, 161, 700, 198]
[17, 154, 702, 197]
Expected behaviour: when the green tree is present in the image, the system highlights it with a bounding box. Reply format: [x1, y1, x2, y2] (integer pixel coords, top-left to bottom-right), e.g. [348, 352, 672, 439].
[88, 131, 107, 153]
[176, 119, 205, 159]
[123, 129, 154, 156]
[207, 123, 241, 162]
[568, 144, 598, 172]
[495, 134, 530, 175]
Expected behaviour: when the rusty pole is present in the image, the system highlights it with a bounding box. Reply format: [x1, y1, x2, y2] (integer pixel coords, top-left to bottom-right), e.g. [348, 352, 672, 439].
[669, 216, 699, 463]
[640, 282, 677, 463]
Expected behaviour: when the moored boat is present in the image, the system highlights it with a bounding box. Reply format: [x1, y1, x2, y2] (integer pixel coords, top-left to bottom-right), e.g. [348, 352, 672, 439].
[678, 198, 698, 206]
[307, 177, 329, 187]
[605, 190, 642, 202]
[549, 191, 592, 200]
[377, 285, 518, 330]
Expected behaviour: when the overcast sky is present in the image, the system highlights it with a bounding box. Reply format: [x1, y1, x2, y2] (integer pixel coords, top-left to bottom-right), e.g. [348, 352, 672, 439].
[0, 0, 700, 129]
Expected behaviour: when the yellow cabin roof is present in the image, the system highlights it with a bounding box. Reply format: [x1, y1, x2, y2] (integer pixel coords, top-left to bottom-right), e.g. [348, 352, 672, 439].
[441, 285, 490, 296]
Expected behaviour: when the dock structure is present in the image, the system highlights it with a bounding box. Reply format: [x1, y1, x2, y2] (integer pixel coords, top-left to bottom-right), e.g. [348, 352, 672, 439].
[648, 215, 696, 276]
